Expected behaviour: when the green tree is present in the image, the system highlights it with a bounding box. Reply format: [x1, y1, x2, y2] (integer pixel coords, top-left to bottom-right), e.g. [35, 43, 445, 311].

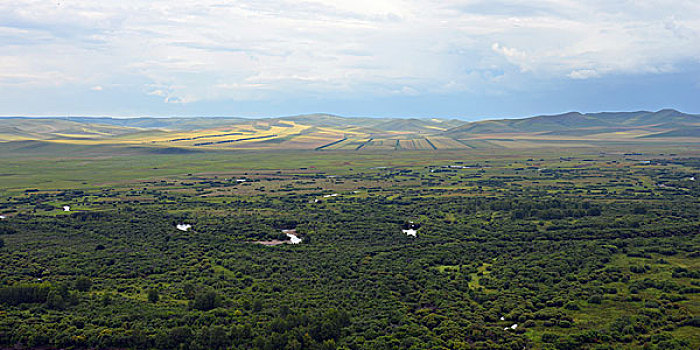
[209, 325, 228, 349]
[182, 283, 196, 299]
[588, 294, 603, 304]
[148, 289, 159, 303]
[74, 277, 92, 292]
[192, 290, 221, 311]
[0, 226, 17, 235]
[101, 293, 112, 306]
[168, 327, 192, 348]
[46, 291, 65, 309]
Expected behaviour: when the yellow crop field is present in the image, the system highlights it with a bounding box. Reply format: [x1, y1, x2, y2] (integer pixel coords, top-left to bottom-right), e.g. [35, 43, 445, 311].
[411, 139, 435, 150]
[427, 137, 469, 149]
[0, 134, 36, 141]
[398, 139, 417, 150]
[3, 111, 696, 152]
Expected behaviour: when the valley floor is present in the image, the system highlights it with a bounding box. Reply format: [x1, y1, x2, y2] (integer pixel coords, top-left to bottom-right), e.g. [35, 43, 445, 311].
[0, 146, 698, 349]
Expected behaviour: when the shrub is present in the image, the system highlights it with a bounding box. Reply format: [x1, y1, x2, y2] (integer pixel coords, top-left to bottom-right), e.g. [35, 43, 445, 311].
[588, 294, 603, 304]
[564, 302, 580, 310]
[0, 284, 51, 305]
[148, 289, 159, 303]
[74, 277, 92, 292]
[192, 290, 221, 311]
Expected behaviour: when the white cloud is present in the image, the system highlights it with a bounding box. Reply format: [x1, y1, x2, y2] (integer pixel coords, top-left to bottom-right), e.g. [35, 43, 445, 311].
[0, 0, 698, 103]
[568, 69, 599, 80]
[491, 43, 530, 71]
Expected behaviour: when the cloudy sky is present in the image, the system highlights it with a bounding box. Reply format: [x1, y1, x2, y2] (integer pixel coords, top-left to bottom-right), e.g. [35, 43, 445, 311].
[1, 0, 699, 119]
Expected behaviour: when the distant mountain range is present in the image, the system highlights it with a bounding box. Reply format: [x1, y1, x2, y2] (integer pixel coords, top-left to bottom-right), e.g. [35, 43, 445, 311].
[445, 109, 699, 135]
[1, 109, 698, 151]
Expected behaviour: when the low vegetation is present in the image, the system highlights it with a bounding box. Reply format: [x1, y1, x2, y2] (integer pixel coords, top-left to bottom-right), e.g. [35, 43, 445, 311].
[0, 145, 698, 349]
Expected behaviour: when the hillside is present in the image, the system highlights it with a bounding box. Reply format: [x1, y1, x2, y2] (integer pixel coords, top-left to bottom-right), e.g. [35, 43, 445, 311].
[65, 116, 250, 130]
[0, 118, 153, 144]
[445, 109, 699, 135]
[0, 109, 698, 152]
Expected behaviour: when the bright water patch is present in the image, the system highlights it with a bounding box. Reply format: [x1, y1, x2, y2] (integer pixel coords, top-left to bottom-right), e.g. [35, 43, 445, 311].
[402, 229, 417, 237]
[282, 229, 302, 244]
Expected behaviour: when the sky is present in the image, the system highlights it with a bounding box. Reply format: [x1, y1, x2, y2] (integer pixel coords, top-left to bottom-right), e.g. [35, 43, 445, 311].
[1, 0, 699, 120]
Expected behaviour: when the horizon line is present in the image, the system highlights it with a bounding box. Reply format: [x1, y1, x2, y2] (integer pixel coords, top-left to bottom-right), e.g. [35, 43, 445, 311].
[0, 108, 695, 122]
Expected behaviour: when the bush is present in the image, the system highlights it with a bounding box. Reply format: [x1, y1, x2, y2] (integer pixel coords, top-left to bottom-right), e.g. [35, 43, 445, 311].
[630, 265, 647, 273]
[182, 283, 196, 299]
[46, 291, 65, 309]
[74, 277, 92, 292]
[0, 284, 51, 305]
[0, 226, 17, 235]
[588, 294, 603, 304]
[148, 289, 159, 303]
[541, 333, 559, 343]
[558, 320, 572, 328]
[192, 290, 221, 311]
[564, 302, 580, 310]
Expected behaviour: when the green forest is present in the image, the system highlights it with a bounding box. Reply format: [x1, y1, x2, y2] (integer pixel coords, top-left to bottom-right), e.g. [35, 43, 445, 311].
[0, 149, 698, 349]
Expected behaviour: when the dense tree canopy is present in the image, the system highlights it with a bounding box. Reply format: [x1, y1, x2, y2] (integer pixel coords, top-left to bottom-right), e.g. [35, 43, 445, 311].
[0, 152, 698, 349]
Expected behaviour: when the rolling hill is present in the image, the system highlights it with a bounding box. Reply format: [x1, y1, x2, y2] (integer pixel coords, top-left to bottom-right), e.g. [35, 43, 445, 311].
[0, 118, 147, 141]
[0, 109, 697, 152]
[444, 109, 700, 135]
